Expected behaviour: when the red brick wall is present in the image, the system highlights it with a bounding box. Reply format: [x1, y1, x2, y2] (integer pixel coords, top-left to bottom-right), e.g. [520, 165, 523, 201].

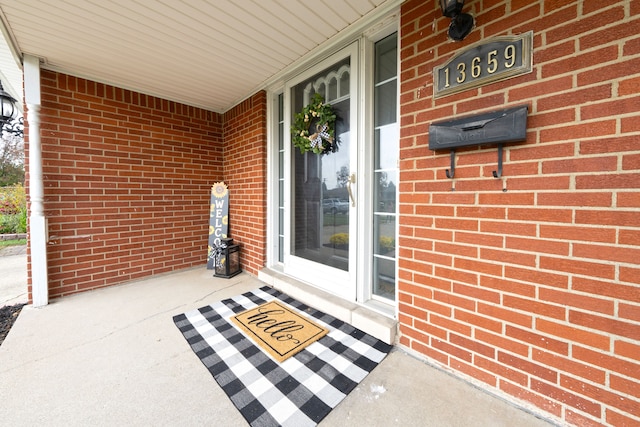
[222, 92, 267, 275]
[399, 1, 640, 426]
[27, 70, 224, 299]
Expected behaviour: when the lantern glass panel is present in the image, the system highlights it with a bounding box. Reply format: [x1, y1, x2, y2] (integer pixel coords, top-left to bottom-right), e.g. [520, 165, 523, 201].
[215, 250, 228, 276]
[214, 239, 241, 278]
[229, 247, 240, 275]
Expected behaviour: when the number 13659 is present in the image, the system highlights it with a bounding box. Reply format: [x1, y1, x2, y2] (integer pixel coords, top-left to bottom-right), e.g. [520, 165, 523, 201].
[443, 44, 518, 88]
[434, 32, 532, 98]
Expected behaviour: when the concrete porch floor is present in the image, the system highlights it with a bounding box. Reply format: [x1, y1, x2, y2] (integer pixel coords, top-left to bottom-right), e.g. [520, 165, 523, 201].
[0, 268, 557, 426]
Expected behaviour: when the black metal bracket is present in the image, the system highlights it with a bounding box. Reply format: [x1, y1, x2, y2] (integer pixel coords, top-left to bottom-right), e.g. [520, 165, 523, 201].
[445, 149, 455, 179]
[430, 105, 528, 183]
[492, 144, 504, 178]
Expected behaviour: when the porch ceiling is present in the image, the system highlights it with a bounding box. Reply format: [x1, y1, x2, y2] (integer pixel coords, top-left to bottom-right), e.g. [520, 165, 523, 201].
[0, 0, 396, 114]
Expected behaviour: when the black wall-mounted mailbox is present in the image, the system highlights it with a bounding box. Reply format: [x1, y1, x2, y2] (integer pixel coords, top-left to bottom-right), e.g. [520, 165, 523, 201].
[428, 105, 528, 151]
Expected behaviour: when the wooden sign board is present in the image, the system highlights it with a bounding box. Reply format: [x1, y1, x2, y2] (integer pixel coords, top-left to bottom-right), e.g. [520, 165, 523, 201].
[207, 182, 229, 269]
[434, 31, 533, 98]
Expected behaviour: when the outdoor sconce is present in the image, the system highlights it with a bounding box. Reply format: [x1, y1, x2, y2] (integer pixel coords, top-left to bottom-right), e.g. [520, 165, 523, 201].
[0, 81, 19, 124]
[214, 238, 242, 278]
[440, 0, 474, 41]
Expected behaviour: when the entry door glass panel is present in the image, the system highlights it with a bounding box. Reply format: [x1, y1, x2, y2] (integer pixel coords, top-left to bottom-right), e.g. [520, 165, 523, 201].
[292, 57, 352, 272]
[372, 33, 398, 300]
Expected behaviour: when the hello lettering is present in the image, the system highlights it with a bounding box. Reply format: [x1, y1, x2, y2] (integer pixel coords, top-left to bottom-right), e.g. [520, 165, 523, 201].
[246, 308, 304, 343]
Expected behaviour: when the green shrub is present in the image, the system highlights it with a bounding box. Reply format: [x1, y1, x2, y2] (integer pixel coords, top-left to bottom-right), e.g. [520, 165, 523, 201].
[0, 214, 20, 233]
[329, 233, 349, 246]
[0, 185, 26, 233]
[0, 185, 26, 215]
[17, 208, 26, 233]
[379, 236, 395, 253]
[0, 215, 9, 233]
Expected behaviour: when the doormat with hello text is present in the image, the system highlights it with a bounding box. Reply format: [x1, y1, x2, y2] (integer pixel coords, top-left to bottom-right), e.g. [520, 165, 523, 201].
[173, 286, 392, 427]
[231, 300, 328, 363]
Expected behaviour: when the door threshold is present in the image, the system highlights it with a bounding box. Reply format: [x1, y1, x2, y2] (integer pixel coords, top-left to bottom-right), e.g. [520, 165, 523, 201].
[258, 267, 397, 345]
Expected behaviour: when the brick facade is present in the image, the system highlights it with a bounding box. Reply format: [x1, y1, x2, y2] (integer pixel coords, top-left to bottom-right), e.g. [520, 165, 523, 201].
[398, 1, 640, 425]
[27, 73, 267, 301]
[27, 70, 225, 299]
[24, 1, 639, 425]
[222, 92, 268, 275]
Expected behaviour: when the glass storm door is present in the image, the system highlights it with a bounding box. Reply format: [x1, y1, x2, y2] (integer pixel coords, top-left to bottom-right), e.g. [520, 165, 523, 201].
[284, 45, 358, 300]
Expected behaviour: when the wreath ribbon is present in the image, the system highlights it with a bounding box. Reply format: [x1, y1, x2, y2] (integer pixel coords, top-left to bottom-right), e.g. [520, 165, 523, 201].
[309, 124, 333, 149]
[209, 240, 228, 268]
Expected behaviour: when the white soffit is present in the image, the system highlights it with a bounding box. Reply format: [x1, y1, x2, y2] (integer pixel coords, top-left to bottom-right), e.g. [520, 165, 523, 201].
[0, 0, 399, 113]
[0, 7, 22, 108]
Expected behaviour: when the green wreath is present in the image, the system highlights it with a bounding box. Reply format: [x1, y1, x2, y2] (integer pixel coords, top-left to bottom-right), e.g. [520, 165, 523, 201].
[291, 93, 337, 154]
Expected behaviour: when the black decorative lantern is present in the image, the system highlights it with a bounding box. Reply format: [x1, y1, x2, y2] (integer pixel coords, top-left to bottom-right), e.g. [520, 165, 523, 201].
[439, 0, 474, 41]
[0, 81, 19, 124]
[214, 238, 242, 278]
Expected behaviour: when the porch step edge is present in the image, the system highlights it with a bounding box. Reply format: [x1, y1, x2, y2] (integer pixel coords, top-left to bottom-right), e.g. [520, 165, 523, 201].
[258, 267, 397, 345]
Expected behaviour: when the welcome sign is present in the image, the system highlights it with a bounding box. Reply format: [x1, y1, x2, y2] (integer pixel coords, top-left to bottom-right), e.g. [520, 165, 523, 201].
[207, 182, 229, 269]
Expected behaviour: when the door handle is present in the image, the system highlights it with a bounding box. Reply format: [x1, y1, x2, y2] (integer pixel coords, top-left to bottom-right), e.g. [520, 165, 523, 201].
[347, 173, 356, 207]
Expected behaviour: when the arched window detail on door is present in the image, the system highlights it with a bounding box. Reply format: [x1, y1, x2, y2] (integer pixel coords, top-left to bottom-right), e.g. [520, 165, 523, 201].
[303, 64, 350, 104]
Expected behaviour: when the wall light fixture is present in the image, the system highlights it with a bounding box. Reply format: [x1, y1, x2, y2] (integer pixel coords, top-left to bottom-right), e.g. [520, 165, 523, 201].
[440, 0, 474, 41]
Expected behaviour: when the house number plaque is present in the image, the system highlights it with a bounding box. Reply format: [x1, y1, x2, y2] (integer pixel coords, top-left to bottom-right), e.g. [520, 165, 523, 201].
[434, 31, 533, 98]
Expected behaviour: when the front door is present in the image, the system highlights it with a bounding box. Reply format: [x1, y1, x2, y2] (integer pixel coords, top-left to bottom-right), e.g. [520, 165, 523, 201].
[273, 29, 399, 311]
[284, 44, 358, 300]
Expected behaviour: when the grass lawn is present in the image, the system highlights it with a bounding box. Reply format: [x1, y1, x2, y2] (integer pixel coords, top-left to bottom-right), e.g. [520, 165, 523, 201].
[0, 239, 27, 247]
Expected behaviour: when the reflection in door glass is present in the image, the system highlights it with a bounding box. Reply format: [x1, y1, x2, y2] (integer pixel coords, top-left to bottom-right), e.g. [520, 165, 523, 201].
[372, 33, 398, 300]
[292, 58, 351, 272]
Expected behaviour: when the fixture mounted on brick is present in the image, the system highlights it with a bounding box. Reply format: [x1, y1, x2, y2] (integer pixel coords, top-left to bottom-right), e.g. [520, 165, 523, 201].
[439, 0, 474, 41]
[0, 81, 19, 124]
[429, 105, 529, 181]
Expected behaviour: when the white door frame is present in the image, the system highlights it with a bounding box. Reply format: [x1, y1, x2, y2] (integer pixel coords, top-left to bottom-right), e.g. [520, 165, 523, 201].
[282, 42, 359, 301]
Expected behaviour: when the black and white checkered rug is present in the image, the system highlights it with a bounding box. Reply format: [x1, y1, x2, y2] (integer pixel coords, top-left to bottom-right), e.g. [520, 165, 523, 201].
[173, 286, 392, 427]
